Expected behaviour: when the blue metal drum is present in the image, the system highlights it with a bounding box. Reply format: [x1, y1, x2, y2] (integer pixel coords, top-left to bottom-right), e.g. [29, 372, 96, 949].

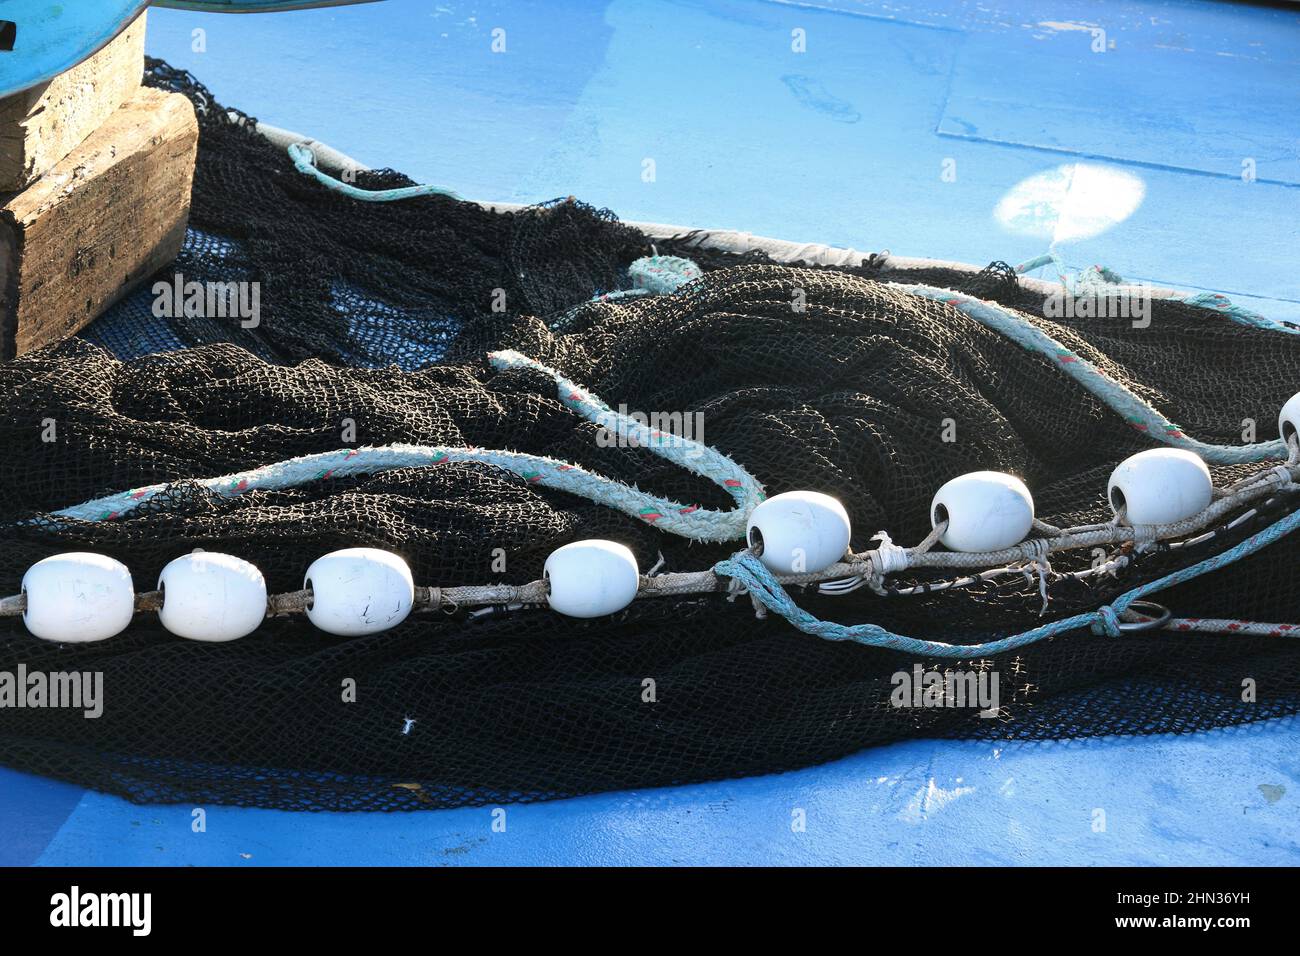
[0, 0, 380, 99]
[0, 1, 149, 98]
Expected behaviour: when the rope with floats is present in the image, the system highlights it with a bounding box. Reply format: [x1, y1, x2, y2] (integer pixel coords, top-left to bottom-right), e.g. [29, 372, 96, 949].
[7, 349, 1300, 650]
[3, 454, 1298, 654]
[18, 150, 1300, 647]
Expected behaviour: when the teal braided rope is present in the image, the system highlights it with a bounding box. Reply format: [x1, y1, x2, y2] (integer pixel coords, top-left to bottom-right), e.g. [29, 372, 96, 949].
[489, 349, 765, 531]
[714, 501, 1300, 658]
[287, 143, 463, 202]
[1013, 252, 1058, 275]
[45, 355, 765, 543]
[550, 289, 650, 333]
[1180, 291, 1300, 334]
[893, 283, 1288, 464]
[618, 251, 1287, 463]
[282, 148, 1298, 339]
[628, 255, 703, 294]
[1014, 251, 1299, 335]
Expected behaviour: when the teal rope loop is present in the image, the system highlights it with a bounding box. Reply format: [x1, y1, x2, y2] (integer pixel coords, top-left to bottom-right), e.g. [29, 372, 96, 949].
[287, 142, 462, 202]
[42, 353, 765, 544]
[714, 500, 1300, 658]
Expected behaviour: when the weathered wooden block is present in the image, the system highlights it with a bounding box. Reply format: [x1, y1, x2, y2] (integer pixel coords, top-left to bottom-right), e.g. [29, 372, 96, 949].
[0, 84, 199, 359]
[0, 11, 147, 192]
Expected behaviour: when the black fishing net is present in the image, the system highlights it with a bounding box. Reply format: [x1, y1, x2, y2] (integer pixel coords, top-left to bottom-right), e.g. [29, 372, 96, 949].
[0, 61, 1297, 810]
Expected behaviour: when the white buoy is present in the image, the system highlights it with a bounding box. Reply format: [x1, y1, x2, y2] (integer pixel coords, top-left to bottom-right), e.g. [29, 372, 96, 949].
[931, 471, 1036, 553]
[1108, 448, 1213, 526]
[1279, 391, 1300, 450]
[22, 552, 135, 643]
[544, 540, 640, 618]
[304, 548, 415, 636]
[158, 552, 267, 642]
[746, 490, 852, 574]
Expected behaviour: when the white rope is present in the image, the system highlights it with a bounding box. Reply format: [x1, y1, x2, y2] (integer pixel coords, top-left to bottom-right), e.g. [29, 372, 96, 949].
[1126, 611, 1300, 638]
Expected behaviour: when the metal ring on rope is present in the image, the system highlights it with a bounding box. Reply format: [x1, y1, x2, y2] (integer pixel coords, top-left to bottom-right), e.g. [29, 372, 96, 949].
[1117, 601, 1173, 632]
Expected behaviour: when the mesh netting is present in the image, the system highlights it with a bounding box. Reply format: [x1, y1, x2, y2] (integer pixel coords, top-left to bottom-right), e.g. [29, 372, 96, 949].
[0, 62, 1297, 810]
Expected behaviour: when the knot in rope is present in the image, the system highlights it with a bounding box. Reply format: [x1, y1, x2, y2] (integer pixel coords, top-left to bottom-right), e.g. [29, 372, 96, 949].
[725, 572, 749, 603]
[1016, 537, 1051, 562]
[870, 531, 910, 575]
[1129, 523, 1158, 551]
[1091, 605, 1122, 638]
[1016, 537, 1053, 613]
[857, 530, 912, 596]
[1267, 464, 1296, 489]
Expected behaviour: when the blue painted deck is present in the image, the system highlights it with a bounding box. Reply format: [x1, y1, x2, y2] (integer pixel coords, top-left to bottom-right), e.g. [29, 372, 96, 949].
[6, 719, 1298, 866]
[5, 0, 1300, 865]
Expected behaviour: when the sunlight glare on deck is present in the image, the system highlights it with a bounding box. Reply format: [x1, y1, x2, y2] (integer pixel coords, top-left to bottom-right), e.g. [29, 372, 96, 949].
[994, 163, 1146, 244]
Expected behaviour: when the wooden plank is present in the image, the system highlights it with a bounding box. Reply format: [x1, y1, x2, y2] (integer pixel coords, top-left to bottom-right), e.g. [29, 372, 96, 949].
[0, 84, 198, 359]
[0, 11, 146, 192]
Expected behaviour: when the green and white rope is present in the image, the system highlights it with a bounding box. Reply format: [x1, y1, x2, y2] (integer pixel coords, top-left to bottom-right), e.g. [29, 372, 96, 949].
[287, 142, 463, 202]
[1015, 251, 1300, 335]
[43, 352, 765, 544]
[892, 282, 1288, 464]
[628, 255, 703, 294]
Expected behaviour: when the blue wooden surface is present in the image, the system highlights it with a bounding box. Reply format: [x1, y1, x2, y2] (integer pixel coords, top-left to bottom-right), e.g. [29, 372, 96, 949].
[3, 0, 1299, 865]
